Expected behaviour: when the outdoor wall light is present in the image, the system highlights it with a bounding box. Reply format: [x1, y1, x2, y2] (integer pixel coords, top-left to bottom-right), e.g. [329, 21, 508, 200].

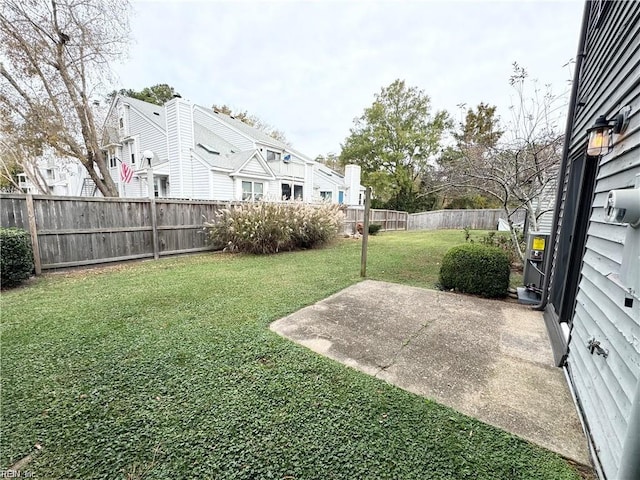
[143, 149, 154, 167]
[586, 108, 630, 157]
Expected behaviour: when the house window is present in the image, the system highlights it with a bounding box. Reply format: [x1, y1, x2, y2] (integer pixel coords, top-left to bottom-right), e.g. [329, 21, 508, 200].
[281, 183, 291, 200]
[242, 181, 264, 201]
[119, 117, 124, 128]
[154, 177, 168, 198]
[46, 168, 54, 180]
[266, 150, 281, 162]
[320, 191, 332, 201]
[131, 153, 135, 165]
[17, 173, 26, 187]
[109, 153, 117, 168]
[281, 183, 303, 201]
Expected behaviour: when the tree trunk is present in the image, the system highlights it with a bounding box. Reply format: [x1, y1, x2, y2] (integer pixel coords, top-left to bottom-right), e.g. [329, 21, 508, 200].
[505, 207, 525, 263]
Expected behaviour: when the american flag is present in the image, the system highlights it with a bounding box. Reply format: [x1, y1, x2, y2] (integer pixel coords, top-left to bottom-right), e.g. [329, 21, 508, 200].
[120, 162, 134, 184]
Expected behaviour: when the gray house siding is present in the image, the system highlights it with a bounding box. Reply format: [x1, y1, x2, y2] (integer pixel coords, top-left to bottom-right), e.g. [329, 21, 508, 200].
[532, 174, 557, 234]
[211, 170, 234, 200]
[314, 170, 341, 202]
[166, 99, 195, 198]
[544, 1, 640, 478]
[190, 157, 212, 199]
[129, 108, 167, 162]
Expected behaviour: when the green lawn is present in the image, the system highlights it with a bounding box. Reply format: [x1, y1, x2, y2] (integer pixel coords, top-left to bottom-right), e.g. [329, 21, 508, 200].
[1, 230, 575, 479]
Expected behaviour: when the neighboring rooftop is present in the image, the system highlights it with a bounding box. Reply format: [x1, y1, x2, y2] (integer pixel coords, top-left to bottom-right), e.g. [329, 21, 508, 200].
[192, 122, 255, 170]
[121, 96, 165, 128]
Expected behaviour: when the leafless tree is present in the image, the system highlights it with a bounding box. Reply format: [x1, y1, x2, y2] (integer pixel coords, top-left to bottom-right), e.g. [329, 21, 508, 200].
[0, 137, 50, 194]
[212, 104, 291, 146]
[441, 64, 567, 261]
[0, 0, 130, 197]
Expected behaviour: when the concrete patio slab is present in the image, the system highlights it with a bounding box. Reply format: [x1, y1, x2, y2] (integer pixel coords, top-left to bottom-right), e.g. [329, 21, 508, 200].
[270, 280, 591, 466]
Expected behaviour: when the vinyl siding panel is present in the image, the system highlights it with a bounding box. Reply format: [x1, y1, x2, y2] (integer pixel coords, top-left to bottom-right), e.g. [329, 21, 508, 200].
[122, 177, 143, 198]
[271, 160, 305, 179]
[561, 2, 640, 478]
[242, 158, 266, 175]
[166, 104, 180, 195]
[568, 5, 640, 151]
[587, 219, 628, 244]
[533, 176, 557, 234]
[193, 108, 254, 151]
[314, 176, 338, 191]
[567, 338, 619, 475]
[584, 235, 623, 265]
[575, 282, 639, 404]
[314, 170, 343, 202]
[211, 171, 234, 201]
[314, 171, 340, 190]
[190, 158, 211, 199]
[268, 151, 307, 178]
[166, 100, 194, 198]
[129, 108, 167, 162]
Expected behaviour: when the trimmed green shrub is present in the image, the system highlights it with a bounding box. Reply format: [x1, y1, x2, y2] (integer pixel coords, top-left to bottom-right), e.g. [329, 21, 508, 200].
[1, 227, 34, 288]
[204, 202, 344, 254]
[439, 243, 510, 298]
[368, 224, 382, 235]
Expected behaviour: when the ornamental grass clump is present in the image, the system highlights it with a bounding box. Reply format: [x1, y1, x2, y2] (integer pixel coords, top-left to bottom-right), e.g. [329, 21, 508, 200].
[205, 202, 344, 254]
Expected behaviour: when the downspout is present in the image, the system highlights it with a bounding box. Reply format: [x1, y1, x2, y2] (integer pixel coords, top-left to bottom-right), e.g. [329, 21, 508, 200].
[534, 0, 591, 311]
[617, 380, 640, 480]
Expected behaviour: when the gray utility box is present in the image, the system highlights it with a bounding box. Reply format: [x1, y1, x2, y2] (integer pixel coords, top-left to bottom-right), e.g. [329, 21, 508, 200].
[523, 232, 551, 292]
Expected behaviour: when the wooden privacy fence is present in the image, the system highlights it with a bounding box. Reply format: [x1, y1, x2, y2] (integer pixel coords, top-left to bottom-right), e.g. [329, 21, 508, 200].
[343, 208, 408, 234]
[0, 194, 230, 272]
[0, 194, 407, 272]
[407, 208, 527, 231]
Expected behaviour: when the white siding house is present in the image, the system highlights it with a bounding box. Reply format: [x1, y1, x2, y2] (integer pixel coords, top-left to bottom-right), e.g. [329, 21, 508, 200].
[96, 95, 364, 204]
[14, 148, 85, 196]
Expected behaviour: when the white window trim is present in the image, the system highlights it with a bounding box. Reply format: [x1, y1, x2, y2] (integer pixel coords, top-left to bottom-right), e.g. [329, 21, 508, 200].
[266, 150, 282, 162]
[242, 180, 264, 201]
[281, 181, 304, 201]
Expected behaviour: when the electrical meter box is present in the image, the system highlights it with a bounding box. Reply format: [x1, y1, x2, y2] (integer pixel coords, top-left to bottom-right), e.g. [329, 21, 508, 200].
[523, 232, 550, 289]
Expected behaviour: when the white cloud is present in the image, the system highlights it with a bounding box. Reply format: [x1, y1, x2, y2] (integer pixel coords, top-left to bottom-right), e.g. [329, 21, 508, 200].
[114, 0, 584, 157]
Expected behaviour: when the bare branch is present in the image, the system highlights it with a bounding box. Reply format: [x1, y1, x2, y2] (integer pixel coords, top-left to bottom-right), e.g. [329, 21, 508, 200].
[437, 64, 567, 261]
[0, 0, 130, 196]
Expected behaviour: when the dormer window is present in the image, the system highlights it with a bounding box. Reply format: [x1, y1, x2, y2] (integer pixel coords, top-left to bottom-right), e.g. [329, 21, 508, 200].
[266, 150, 281, 162]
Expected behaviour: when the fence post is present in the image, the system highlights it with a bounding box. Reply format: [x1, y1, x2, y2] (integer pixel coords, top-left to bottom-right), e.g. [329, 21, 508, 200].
[149, 198, 159, 260]
[25, 194, 42, 275]
[360, 187, 371, 277]
[144, 158, 160, 260]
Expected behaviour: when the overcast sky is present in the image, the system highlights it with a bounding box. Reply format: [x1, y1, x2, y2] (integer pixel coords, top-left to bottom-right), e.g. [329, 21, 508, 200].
[113, 0, 585, 158]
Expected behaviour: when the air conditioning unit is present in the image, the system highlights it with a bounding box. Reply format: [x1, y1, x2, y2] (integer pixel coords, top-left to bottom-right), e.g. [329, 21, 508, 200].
[518, 232, 551, 305]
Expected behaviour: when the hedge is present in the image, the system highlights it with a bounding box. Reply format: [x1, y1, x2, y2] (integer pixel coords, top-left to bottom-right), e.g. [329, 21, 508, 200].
[439, 243, 510, 298]
[1, 227, 34, 288]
